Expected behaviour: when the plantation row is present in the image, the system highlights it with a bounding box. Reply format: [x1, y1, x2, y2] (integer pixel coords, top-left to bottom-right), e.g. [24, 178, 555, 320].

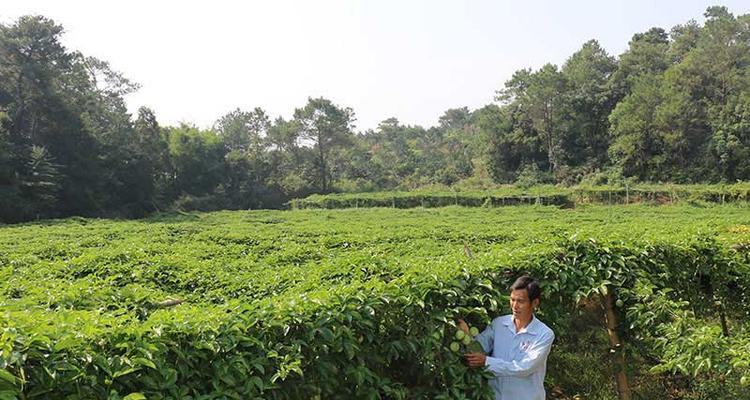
[289, 183, 750, 209]
[1, 206, 750, 399]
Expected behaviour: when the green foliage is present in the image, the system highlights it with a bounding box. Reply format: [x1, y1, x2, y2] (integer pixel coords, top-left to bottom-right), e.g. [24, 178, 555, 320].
[20, 145, 61, 212]
[165, 124, 226, 197]
[346, 117, 476, 190]
[290, 183, 750, 209]
[293, 97, 356, 193]
[2, 205, 750, 398]
[215, 107, 270, 155]
[497, 64, 567, 173]
[560, 40, 617, 171]
[514, 163, 552, 189]
[2, 8, 750, 397]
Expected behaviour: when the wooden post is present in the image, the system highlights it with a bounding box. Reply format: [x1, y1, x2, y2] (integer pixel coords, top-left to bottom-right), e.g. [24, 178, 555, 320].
[625, 183, 629, 205]
[604, 291, 631, 400]
[719, 304, 730, 337]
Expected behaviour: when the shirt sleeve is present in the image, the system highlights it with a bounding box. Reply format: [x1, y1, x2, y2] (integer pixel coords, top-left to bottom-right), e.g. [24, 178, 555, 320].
[484, 330, 554, 378]
[473, 321, 495, 354]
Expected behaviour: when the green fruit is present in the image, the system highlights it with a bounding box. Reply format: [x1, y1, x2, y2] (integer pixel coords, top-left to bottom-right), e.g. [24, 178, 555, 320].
[450, 342, 461, 353]
[462, 335, 472, 346]
[741, 376, 749, 387]
[615, 299, 624, 308]
[469, 327, 479, 337]
[466, 340, 484, 353]
[455, 330, 466, 341]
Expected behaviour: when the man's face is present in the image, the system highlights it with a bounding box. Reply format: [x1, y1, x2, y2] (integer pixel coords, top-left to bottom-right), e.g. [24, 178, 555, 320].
[510, 288, 538, 321]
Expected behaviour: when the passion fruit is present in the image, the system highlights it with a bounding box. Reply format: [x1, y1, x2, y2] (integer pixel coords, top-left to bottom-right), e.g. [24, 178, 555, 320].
[466, 340, 484, 353]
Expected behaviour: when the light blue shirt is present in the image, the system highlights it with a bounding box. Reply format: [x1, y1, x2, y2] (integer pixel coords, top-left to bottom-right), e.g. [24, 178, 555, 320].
[474, 314, 554, 400]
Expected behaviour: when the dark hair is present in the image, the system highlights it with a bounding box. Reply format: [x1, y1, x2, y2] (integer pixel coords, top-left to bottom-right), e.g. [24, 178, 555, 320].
[510, 275, 541, 302]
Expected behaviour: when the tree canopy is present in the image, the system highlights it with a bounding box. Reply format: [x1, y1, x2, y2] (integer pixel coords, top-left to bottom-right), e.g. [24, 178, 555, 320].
[1, 7, 750, 222]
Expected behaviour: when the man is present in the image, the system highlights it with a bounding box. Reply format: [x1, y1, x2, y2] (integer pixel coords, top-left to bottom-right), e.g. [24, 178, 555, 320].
[458, 275, 554, 400]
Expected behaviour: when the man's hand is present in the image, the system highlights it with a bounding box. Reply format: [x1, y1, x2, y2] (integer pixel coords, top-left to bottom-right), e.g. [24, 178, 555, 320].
[464, 352, 487, 368]
[457, 319, 470, 335]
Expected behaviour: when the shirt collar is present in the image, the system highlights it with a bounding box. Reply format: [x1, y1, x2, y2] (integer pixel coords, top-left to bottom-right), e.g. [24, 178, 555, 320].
[503, 314, 540, 335]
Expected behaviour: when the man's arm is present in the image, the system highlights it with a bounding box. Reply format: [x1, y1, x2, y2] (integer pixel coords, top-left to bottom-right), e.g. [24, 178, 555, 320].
[484, 331, 554, 378]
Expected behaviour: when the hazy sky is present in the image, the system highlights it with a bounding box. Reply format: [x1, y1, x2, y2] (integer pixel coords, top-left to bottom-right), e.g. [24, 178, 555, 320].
[3, 1, 750, 131]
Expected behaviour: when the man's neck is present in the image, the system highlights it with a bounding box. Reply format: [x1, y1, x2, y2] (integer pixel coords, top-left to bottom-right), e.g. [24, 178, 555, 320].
[513, 314, 533, 332]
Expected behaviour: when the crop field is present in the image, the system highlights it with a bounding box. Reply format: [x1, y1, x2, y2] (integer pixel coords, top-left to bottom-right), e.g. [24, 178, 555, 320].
[2, 205, 750, 399]
[289, 183, 750, 209]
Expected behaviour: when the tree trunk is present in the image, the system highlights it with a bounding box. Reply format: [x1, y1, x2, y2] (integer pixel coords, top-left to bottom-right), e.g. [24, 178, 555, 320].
[544, 102, 556, 173]
[719, 306, 730, 337]
[604, 290, 631, 400]
[317, 135, 327, 193]
[547, 133, 555, 173]
[12, 70, 26, 138]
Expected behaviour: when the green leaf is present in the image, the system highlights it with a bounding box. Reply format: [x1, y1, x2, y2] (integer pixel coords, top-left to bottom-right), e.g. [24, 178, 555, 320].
[133, 358, 156, 369]
[249, 376, 263, 391]
[0, 390, 20, 400]
[53, 336, 79, 352]
[113, 367, 140, 379]
[123, 393, 147, 400]
[0, 370, 16, 386]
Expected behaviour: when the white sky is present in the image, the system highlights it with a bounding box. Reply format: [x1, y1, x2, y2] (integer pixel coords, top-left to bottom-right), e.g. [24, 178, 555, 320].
[3, 1, 750, 132]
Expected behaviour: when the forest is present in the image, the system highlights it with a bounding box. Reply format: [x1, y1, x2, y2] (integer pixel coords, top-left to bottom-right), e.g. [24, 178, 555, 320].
[1, 6, 749, 222]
